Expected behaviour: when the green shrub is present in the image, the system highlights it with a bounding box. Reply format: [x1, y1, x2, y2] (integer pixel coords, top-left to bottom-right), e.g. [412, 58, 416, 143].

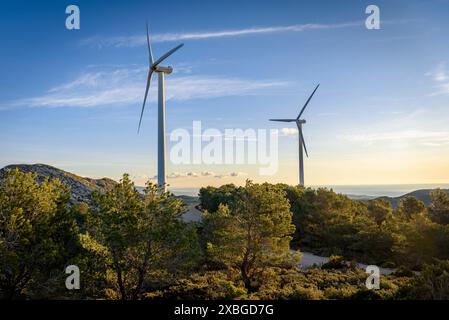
[322, 255, 347, 270]
[408, 260, 449, 299]
[144, 271, 247, 300]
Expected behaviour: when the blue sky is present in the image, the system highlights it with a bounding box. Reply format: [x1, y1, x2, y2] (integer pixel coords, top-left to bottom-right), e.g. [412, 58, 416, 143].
[1, 0, 449, 187]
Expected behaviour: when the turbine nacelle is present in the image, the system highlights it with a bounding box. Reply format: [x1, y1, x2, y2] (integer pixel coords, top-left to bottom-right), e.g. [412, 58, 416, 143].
[152, 65, 173, 74]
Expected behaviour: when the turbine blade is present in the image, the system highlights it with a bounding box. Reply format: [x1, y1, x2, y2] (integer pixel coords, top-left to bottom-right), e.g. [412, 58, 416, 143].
[297, 84, 320, 119]
[138, 70, 153, 133]
[269, 119, 296, 122]
[152, 44, 184, 67]
[146, 22, 154, 65]
[299, 128, 309, 157]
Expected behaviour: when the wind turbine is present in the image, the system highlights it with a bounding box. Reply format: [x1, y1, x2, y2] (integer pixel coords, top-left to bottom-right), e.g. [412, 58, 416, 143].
[138, 23, 183, 191]
[270, 84, 319, 186]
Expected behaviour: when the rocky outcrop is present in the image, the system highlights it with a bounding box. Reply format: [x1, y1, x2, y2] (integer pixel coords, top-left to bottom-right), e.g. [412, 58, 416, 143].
[0, 163, 116, 205]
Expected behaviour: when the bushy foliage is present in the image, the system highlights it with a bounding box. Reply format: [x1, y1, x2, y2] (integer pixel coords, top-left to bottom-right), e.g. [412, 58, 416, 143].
[394, 214, 449, 267]
[144, 271, 247, 300]
[142, 266, 413, 300]
[407, 260, 449, 299]
[82, 175, 200, 299]
[321, 255, 347, 270]
[428, 189, 449, 225]
[0, 169, 81, 299]
[397, 196, 426, 220]
[200, 184, 449, 270]
[199, 184, 241, 213]
[1, 171, 448, 300]
[245, 267, 411, 300]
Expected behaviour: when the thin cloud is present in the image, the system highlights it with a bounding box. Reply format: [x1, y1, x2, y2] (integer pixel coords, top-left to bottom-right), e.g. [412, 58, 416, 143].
[81, 22, 360, 48]
[317, 112, 338, 117]
[340, 130, 449, 146]
[165, 172, 200, 179]
[131, 174, 150, 181]
[6, 67, 289, 109]
[426, 63, 449, 96]
[215, 172, 248, 178]
[426, 63, 448, 82]
[186, 172, 199, 177]
[167, 172, 186, 179]
[430, 83, 449, 97]
[229, 171, 248, 177]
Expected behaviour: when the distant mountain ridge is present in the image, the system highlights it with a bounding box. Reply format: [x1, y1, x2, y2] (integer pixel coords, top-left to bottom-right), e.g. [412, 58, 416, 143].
[377, 188, 449, 208]
[0, 164, 116, 204]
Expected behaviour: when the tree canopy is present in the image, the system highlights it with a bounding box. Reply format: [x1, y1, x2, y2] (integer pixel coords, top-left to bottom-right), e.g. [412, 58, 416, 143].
[1, 169, 449, 300]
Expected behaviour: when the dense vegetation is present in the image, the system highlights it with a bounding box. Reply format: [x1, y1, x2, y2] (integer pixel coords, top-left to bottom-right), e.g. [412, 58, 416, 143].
[1, 169, 449, 299]
[200, 184, 449, 268]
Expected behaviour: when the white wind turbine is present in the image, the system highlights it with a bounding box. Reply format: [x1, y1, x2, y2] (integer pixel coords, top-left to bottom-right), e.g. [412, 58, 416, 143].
[270, 84, 319, 186]
[138, 23, 183, 191]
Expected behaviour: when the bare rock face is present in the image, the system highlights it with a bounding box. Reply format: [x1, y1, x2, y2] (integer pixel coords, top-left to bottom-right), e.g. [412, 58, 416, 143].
[0, 163, 116, 205]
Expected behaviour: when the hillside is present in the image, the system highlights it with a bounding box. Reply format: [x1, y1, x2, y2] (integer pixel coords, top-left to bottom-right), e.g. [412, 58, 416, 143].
[0, 164, 116, 205]
[378, 188, 449, 208]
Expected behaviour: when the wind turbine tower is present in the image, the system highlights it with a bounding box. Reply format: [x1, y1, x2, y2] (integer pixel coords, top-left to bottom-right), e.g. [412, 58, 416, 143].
[138, 23, 183, 191]
[270, 84, 319, 186]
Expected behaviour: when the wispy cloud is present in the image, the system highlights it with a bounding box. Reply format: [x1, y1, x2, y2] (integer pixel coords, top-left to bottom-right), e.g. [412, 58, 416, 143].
[186, 172, 199, 177]
[340, 130, 449, 146]
[426, 63, 449, 96]
[426, 63, 448, 82]
[167, 172, 186, 179]
[81, 22, 360, 48]
[317, 112, 338, 117]
[214, 171, 248, 179]
[6, 67, 289, 109]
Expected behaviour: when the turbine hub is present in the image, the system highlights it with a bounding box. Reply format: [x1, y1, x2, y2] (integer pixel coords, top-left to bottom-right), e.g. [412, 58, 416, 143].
[297, 119, 306, 124]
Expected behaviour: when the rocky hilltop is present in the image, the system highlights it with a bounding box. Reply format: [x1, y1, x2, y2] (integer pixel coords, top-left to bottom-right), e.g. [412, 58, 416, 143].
[0, 164, 116, 204]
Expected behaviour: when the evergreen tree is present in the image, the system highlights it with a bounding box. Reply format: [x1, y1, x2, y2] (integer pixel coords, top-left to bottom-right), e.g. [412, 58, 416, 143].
[428, 189, 449, 225]
[203, 181, 300, 291]
[82, 174, 200, 299]
[0, 169, 80, 299]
